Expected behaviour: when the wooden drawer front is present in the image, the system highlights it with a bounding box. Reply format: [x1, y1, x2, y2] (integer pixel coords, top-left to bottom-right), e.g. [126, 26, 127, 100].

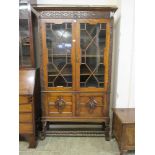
[77, 94, 105, 117]
[19, 123, 33, 134]
[19, 113, 33, 123]
[47, 94, 73, 117]
[19, 104, 32, 113]
[19, 96, 32, 104]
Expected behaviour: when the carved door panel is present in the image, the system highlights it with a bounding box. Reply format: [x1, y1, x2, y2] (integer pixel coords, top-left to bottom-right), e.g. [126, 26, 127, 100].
[43, 93, 75, 117]
[76, 93, 107, 118]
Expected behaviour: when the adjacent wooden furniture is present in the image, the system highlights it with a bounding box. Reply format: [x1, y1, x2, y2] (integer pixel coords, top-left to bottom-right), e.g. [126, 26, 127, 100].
[112, 108, 135, 155]
[33, 6, 117, 139]
[19, 0, 35, 67]
[19, 69, 40, 148]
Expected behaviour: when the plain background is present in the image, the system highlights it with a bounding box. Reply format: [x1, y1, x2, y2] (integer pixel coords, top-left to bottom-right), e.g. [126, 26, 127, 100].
[0, 0, 155, 154]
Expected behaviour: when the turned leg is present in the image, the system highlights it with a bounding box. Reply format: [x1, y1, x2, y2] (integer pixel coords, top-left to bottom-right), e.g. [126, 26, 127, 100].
[120, 150, 127, 155]
[28, 134, 36, 148]
[46, 121, 50, 130]
[39, 121, 47, 140]
[19, 134, 24, 141]
[105, 120, 110, 141]
[111, 127, 115, 139]
[105, 125, 110, 141]
[111, 131, 115, 139]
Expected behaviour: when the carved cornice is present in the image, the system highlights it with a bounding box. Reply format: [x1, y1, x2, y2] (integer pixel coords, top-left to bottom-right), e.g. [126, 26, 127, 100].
[39, 11, 110, 19]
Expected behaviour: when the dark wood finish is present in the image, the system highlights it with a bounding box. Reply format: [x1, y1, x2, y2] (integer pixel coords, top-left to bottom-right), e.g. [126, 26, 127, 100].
[19, 0, 35, 68]
[35, 7, 117, 140]
[19, 69, 40, 148]
[112, 108, 135, 155]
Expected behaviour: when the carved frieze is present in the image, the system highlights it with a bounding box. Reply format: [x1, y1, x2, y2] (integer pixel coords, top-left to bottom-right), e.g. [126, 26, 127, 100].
[40, 11, 110, 19]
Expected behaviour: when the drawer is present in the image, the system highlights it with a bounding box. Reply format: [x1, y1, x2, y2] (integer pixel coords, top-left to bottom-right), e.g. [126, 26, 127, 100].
[19, 113, 33, 123]
[19, 96, 32, 104]
[77, 93, 106, 117]
[19, 123, 33, 134]
[19, 104, 32, 113]
[43, 93, 74, 117]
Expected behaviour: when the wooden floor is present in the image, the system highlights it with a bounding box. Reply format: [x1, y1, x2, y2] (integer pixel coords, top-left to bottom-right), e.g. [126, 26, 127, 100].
[19, 137, 135, 155]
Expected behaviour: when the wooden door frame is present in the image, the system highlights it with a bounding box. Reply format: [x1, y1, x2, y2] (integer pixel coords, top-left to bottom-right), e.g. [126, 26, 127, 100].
[19, 2, 35, 68]
[40, 19, 76, 91]
[75, 19, 111, 92]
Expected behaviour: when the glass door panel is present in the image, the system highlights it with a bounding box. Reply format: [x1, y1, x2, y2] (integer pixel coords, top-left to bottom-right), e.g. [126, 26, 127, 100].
[46, 23, 73, 88]
[80, 23, 106, 88]
[19, 3, 31, 67]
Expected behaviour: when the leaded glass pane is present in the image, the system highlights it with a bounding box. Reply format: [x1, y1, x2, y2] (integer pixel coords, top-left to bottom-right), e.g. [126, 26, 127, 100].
[80, 23, 106, 88]
[46, 23, 72, 87]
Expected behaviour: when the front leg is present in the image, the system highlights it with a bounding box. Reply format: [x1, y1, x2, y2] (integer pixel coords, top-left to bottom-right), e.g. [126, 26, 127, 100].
[39, 121, 47, 140]
[105, 119, 110, 141]
[28, 134, 36, 148]
[120, 150, 127, 155]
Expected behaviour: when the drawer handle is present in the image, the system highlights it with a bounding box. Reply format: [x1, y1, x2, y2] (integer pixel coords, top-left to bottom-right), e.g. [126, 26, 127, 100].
[55, 96, 66, 113]
[86, 97, 97, 113]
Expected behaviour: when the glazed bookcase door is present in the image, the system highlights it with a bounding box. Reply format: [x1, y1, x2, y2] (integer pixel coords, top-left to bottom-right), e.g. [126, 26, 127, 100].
[19, 1, 34, 67]
[41, 19, 76, 90]
[76, 19, 110, 91]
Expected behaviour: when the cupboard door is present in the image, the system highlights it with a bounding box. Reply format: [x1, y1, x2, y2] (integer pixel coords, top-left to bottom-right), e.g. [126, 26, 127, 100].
[41, 20, 76, 90]
[43, 93, 74, 117]
[76, 93, 106, 117]
[76, 19, 110, 91]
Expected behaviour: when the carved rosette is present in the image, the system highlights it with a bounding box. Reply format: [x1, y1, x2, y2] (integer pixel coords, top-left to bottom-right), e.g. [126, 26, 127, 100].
[55, 96, 66, 113]
[86, 97, 97, 113]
